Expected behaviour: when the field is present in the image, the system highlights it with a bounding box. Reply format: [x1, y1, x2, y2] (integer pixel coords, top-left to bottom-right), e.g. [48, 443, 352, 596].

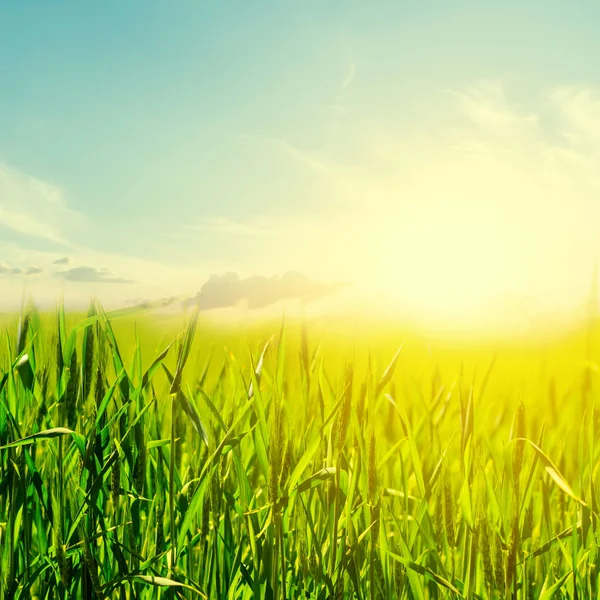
[0, 301, 598, 599]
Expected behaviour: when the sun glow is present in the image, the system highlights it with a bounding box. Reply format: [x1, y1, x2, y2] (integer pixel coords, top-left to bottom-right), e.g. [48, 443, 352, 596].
[342, 190, 595, 327]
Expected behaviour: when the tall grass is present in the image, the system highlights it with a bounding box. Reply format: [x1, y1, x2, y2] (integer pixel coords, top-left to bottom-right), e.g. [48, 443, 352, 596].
[0, 300, 598, 598]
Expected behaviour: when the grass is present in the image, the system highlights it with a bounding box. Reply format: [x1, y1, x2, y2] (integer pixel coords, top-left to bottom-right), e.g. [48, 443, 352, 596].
[0, 299, 599, 599]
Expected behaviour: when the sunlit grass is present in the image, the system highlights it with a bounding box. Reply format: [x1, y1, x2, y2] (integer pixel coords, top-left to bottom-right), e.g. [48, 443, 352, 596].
[0, 300, 598, 598]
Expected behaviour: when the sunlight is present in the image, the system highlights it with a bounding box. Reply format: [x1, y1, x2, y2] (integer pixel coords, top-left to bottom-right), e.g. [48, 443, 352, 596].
[360, 199, 522, 322]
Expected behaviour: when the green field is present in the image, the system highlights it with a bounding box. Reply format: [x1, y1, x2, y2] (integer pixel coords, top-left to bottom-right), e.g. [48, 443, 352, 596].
[0, 301, 598, 599]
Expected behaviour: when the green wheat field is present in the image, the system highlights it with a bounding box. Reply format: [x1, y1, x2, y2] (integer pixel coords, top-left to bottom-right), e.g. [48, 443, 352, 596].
[1, 300, 599, 599]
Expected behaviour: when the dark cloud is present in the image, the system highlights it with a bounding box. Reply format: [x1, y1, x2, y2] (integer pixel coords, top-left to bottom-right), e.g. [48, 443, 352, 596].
[53, 257, 70, 265]
[125, 297, 179, 310]
[0, 262, 25, 275]
[0, 262, 37, 275]
[189, 271, 348, 310]
[58, 266, 134, 284]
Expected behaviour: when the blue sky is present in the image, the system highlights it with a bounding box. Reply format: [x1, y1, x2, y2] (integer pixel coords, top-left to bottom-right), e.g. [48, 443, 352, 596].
[1, 1, 600, 321]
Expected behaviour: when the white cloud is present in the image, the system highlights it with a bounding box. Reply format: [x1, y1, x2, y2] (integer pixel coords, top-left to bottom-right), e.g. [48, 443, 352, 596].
[0, 163, 82, 245]
[341, 61, 356, 90]
[551, 85, 600, 146]
[184, 216, 286, 238]
[448, 79, 540, 135]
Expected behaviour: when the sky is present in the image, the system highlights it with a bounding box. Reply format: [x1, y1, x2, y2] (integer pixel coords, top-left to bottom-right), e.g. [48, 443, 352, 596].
[1, 0, 600, 325]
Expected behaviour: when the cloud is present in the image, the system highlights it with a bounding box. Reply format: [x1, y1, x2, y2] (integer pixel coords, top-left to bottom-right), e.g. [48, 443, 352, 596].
[551, 85, 600, 145]
[278, 140, 330, 176]
[184, 217, 284, 238]
[57, 266, 135, 284]
[0, 261, 42, 276]
[0, 163, 82, 245]
[189, 271, 348, 310]
[341, 61, 356, 90]
[447, 79, 539, 134]
[53, 256, 70, 265]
